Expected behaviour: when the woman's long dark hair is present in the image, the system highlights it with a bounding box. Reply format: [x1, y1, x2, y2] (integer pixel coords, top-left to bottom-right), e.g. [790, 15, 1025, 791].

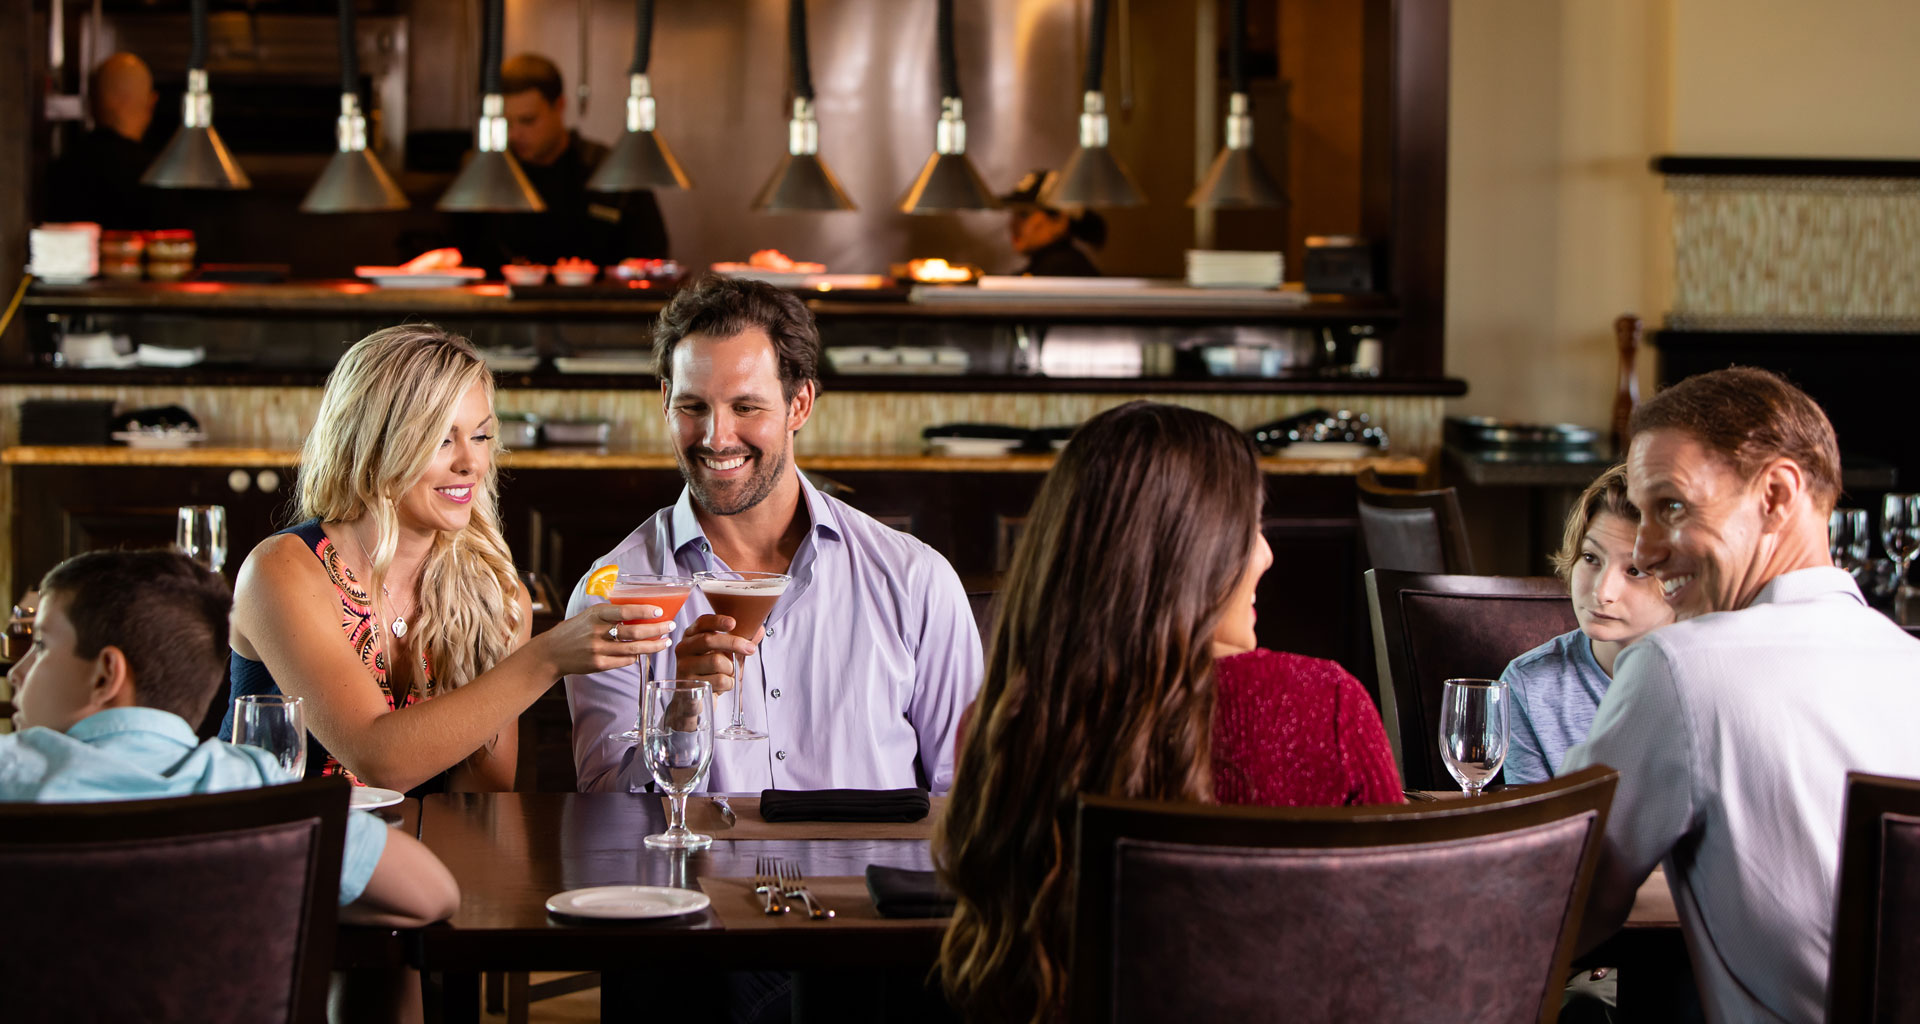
[934, 401, 1264, 1023]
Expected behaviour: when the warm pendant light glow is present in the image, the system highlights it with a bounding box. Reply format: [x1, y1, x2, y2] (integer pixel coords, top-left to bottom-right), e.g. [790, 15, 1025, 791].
[437, 0, 544, 213]
[303, 0, 406, 212]
[1189, 0, 1287, 208]
[753, 0, 855, 212]
[1041, 0, 1143, 209]
[589, 0, 692, 192]
[898, 0, 999, 213]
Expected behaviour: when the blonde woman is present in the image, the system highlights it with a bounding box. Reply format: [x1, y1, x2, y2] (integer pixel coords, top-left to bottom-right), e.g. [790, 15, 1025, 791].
[224, 326, 665, 794]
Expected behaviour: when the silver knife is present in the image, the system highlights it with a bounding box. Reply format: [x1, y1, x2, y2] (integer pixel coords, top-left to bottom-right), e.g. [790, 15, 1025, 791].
[712, 795, 737, 827]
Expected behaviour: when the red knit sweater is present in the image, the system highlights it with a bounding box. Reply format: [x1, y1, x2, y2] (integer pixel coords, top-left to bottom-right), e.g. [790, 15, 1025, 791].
[1210, 648, 1404, 807]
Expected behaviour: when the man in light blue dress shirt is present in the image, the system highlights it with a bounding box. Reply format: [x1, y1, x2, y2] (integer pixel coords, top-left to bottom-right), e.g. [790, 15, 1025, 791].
[566, 278, 983, 795]
[1563, 369, 1920, 1022]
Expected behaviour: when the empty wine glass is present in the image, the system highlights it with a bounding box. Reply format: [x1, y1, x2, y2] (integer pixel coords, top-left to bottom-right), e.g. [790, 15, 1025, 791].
[176, 505, 228, 574]
[1438, 679, 1508, 798]
[1830, 507, 1871, 580]
[1883, 494, 1920, 621]
[232, 694, 307, 782]
[643, 679, 715, 850]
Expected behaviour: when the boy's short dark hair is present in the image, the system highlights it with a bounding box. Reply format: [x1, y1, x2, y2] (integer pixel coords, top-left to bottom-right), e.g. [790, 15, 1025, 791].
[500, 53, 564, 105]
[653, 275, 822, 402]
[40, 549, 233, 723]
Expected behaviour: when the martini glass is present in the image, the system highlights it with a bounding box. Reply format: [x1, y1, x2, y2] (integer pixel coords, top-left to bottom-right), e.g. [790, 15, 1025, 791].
[695, 570, 790, 741]
[608, 573, 695, 744]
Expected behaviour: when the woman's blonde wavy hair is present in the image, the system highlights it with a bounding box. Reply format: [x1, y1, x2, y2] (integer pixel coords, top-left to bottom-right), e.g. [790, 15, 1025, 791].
[297, 324, 521, 693]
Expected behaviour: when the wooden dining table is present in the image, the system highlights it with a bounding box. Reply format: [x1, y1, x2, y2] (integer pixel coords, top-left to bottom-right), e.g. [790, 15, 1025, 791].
[386, 790, 1686, 1022]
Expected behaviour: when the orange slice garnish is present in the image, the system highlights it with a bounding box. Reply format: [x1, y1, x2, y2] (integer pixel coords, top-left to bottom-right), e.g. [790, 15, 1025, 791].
[585, 565, 620, 598]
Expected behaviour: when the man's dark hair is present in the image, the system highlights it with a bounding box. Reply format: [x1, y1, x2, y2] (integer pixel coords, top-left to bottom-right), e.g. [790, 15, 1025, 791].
[40, 549, 233, 723]
[653, 276, 822, 402]
[1630, 366, 1842, 511]
[501, 53, 564, 105]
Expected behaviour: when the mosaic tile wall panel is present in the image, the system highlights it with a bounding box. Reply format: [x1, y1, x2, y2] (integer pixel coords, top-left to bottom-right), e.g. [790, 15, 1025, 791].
[1667, 175, 1920, 330]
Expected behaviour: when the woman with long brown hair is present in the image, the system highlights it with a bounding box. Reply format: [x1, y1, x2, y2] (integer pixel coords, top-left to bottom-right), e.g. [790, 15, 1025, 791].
[935, 401, 1400, 1022]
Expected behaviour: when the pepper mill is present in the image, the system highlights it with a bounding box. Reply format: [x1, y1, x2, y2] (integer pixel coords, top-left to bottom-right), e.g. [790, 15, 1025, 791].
[1612, 314, 1642, 457]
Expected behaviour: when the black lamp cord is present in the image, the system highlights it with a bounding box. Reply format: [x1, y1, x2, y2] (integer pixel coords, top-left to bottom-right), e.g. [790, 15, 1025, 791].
[337, 0, 358, 97]
[788, 0, 815, 101]
[188, 0, 208, 72]
[1228, 0, 1247, 95]
[482, 0, 505, 96]
[1083, 0, 1107, 94]
[630, 0, 654, 75]
[937, 0, 960, 100]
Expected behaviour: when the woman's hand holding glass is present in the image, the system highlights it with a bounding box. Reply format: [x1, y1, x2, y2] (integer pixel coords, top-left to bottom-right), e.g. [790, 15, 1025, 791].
[537, 602, 674, 678]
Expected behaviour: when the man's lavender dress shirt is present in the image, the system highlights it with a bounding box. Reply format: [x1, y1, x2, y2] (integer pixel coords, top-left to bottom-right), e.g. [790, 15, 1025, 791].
[564, 473, 983, 795]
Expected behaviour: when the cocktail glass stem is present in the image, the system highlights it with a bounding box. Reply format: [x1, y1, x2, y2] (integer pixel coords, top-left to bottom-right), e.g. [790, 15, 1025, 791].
[731, 653, 749, 731]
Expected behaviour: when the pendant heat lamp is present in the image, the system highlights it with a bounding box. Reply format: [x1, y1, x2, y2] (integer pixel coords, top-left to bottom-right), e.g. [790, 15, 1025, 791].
[437, 0, 544, 212]
[898, 0, 999, 213]
[1039, 0, 1143, 209]
[752, 0, 855, 212]
[1188, 0, 1286, 208]
[589, 0, 692, 192]
[140, 0, 249, 189]
[302, 0, 408, 212]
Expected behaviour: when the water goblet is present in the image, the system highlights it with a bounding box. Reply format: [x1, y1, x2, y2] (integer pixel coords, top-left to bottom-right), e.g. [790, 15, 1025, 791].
[176, 505, 228, 574]
[1883, 494, 1920, 621]
[231, 694, 308, 782]
[1438, 678, 1508, 798]
[642, 679, 716, 850]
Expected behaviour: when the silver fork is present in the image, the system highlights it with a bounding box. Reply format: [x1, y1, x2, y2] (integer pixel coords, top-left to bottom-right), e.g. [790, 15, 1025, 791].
[753, 856, 788, 915]
[776, 859, 834, 919]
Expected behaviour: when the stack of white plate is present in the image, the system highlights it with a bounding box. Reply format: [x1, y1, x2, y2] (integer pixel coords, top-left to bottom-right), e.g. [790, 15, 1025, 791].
[1185, 249, 1283, 289]
[30, 223, 101, 284]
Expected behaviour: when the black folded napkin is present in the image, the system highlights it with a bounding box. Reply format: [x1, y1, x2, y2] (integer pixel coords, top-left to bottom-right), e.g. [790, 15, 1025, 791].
[758, 787, 930, 823]
[866, 865, 956, 918]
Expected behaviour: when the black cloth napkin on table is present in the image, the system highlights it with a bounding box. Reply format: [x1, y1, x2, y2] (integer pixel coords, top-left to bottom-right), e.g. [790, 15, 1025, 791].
[758, 787, 930, 822]
[866, 865, 956, 918]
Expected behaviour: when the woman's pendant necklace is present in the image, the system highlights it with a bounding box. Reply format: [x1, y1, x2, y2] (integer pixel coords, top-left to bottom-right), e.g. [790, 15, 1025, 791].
[382, 583, 408, 638]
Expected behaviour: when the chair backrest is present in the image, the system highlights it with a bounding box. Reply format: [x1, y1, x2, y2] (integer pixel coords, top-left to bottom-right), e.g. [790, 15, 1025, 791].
[1826, 772, 1920, 1023]
[1356, 467, 1476, 574]
[1365, 569, 1579, 789]
[966, 591, 998, 650]
[0, 778, 349, 1024]
[1069, 765, 1617, 1024]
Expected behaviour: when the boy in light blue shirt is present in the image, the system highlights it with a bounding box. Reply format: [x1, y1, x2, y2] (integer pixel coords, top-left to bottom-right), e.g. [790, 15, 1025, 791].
[1500, 464, 1673, 784]
[1, 549, 457, 923]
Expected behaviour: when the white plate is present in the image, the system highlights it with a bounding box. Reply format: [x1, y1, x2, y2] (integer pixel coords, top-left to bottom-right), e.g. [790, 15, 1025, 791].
[553, 357, 654, 374]
[928, 437, 1024, 456]
[350, 787, 404, 811]
[546, 885, 712, 921]
[111, 430, 208, 449]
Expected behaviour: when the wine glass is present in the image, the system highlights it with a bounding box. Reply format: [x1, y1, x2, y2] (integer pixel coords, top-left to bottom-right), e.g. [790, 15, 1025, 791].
[643, 679, 715, 850]
[176, 505, 228, 574]
[694, 570, 790, 742]
[232, 694, 308, 782]
[1830, 507, 1871, 579]
[606, 574, 696, 744]
[1438, 679, 1508, 798]
[1883, 494, 1920, 621]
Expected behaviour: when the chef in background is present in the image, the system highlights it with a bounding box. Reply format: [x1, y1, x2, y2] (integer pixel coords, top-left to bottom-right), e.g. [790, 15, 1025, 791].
[459, 53, 671, 272]
[1001, 169, 1106, 277]
[45, 53, 159, 229]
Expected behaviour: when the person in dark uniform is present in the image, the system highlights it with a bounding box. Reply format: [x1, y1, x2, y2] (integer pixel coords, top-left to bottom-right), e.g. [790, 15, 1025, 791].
[1000, 169, 1106, 277]
[462, 54, 670, 271]
[45, 53, 159, 229]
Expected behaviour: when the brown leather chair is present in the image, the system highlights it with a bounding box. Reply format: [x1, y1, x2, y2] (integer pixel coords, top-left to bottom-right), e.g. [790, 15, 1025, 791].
[1069, 765, 1618, 1024]
[1356, 466, 1476, 574]
[1825, 771, 1920, 1022]
[1365, 569, 1578, 790]
[0, 778, 348, 1024]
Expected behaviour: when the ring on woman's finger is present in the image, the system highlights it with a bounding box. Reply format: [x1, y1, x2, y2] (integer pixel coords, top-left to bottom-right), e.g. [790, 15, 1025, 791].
[606, 626, 620, 642]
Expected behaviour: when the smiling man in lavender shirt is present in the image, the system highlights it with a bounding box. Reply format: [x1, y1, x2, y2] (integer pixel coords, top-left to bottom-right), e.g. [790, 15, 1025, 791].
[565, 277, 982, 796]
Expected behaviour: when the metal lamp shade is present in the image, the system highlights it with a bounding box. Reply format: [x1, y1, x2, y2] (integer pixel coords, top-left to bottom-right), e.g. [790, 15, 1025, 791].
[1188, 145, 1287, 209]
[588, 129, 692, 192]
[141, 124, 250, 190]
[752, 153, 855, 212]
[436, 150, 545, 213]
[301, 148, 408, 213]
[898, 152, 1000, 213]
[1042, 143, 1144, 208]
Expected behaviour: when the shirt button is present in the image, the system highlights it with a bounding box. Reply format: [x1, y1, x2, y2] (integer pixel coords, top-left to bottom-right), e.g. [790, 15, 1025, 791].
[765, 627, 775, 638]
[775, 750, 787, 761]
[770, 688, 782, 699]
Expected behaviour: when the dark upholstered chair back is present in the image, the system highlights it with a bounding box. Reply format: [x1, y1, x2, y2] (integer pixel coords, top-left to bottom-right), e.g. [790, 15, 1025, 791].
[1356, 468, 1476, 574]
[0, 779, 349, 1024]
[965, 591, 998, 650]
[1070, 766, 1616, 1024]
[1365, 570, 1578, 790]
[1827, 772, 1920, 1023]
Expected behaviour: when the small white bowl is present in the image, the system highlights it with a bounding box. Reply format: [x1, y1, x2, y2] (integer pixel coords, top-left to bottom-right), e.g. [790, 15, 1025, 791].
[552, 268, 598, 286]
[501, 264, 549, 286]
